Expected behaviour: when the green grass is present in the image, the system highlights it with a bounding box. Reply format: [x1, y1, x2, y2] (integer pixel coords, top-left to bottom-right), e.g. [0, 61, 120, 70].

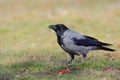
[0, 0, 120, 80]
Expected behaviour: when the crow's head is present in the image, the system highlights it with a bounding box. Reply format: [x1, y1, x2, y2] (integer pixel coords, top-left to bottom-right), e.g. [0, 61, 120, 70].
[49, 24, 68, 36]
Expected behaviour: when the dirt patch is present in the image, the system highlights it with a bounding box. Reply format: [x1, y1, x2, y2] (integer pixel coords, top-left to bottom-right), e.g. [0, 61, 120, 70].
[0, 73, 14, 80]
[36, 67, 72, 76]
[104, 67, 120, 74]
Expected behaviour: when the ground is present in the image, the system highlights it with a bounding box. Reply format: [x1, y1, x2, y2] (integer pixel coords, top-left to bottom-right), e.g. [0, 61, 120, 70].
[0, 0, 120, 80]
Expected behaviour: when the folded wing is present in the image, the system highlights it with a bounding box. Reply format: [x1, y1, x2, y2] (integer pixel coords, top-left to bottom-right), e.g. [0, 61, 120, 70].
[72, 35, 112, 47]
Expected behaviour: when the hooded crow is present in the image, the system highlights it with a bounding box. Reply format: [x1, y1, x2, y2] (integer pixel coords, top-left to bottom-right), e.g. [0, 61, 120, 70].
[49, 24, 115, 64]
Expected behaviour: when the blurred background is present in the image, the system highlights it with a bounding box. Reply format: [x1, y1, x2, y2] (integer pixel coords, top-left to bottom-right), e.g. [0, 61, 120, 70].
[0, 0, 120, 50]
[0, 0, 120, 79]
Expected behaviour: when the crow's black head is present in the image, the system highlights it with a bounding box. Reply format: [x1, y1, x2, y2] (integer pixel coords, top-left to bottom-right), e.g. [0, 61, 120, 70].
[49, 24, 68, 36]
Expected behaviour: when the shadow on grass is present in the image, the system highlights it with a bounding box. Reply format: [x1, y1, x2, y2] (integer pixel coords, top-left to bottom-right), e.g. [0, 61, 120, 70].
[0, 59, 83, 80]
[0, 60, 53, 79]
[0, 54, 120, 80]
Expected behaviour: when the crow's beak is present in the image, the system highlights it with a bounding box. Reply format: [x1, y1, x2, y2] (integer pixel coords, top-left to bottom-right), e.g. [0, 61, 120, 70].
[49, 25, 56, 30]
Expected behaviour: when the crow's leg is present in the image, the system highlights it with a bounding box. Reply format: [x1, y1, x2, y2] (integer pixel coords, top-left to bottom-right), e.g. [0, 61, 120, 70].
[82, 53, 87, 58]
[67, 54, 74, 64]
[79, 53, 87, 62]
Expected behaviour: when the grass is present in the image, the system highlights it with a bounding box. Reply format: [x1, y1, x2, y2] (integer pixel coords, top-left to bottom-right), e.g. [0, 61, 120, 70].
[0, 0, 120, 80]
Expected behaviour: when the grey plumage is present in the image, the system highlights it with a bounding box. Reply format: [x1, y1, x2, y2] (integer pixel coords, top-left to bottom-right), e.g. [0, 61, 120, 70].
[49, 24, 115, 64]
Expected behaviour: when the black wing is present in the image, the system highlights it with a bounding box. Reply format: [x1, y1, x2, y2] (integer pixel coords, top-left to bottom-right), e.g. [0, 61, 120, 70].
[72, 35, 112, 47]
[84, 35, 112, 46]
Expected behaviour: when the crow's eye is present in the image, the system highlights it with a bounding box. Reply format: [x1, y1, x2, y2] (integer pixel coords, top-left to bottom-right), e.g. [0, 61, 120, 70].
[55, 25, 60, 30]
[57, 27, 61, 30]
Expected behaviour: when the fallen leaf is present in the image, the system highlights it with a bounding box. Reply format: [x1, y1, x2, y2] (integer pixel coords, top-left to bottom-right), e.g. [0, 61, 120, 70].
[104, 53, 120, 58]
[58, 69, 66, 75]
[57, 66, 71, 76]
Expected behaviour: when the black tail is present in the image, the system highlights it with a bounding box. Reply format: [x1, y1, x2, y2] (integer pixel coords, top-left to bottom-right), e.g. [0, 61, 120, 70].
[100, 46, 115, 51]
[100, 42, 112, 46]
